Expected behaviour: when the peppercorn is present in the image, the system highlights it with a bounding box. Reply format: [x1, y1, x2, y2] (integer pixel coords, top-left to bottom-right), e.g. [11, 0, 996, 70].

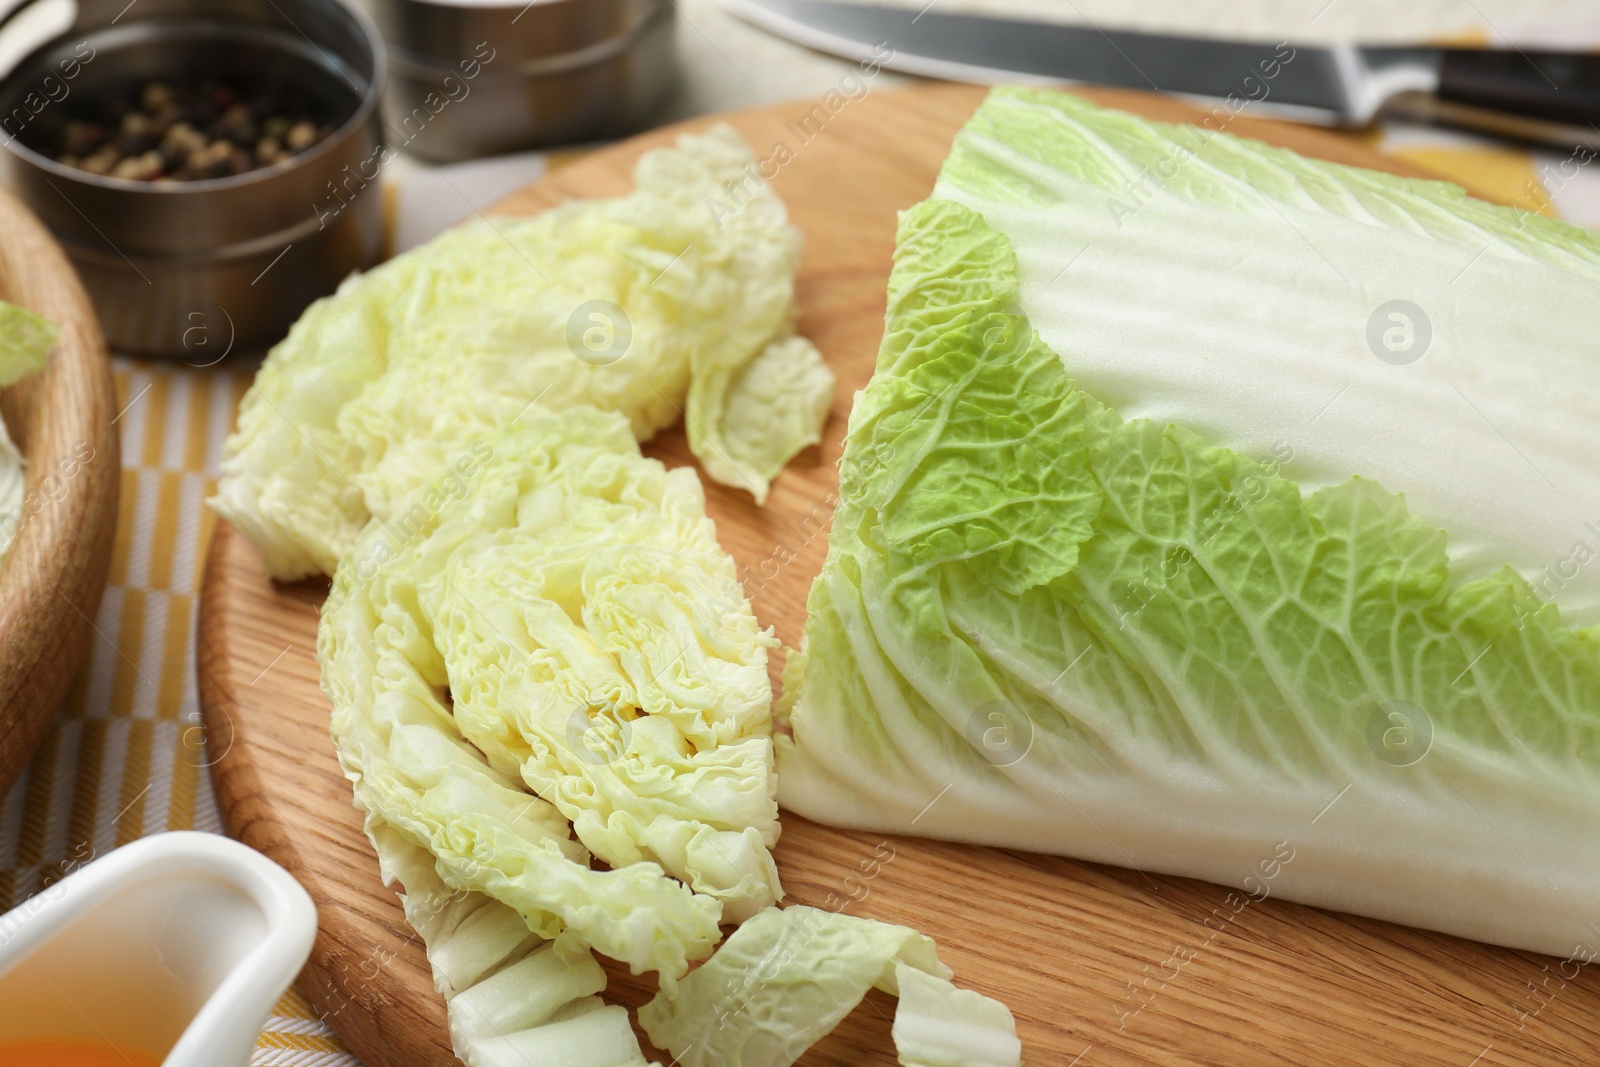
[37, 78, 337, 183]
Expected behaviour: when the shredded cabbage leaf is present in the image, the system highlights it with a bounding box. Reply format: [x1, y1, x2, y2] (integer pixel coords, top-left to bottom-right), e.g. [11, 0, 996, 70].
[215, 124, 832, 580]
[319, 407, 783, 986]
[715, 336, 836, 496]
[369, 823, 649, 1067]
[639, 905, 1020, 1067]
[892, 965, 1023, 1067]
[780, 88, 1600, 957]
[317, 404, 1024, 1064]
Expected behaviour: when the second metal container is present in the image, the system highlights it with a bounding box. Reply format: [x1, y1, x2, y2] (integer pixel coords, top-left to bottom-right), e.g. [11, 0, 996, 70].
[371, 0, 676, 162]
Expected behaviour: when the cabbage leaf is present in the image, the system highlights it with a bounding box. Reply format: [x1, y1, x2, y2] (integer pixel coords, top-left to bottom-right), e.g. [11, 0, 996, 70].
[319, 406, 783, 985]
[638, 905, 1019, 1067]
[892, 964, 1023, 1067]
[368, 822, 649, 1067]
[215, 125, 831, 580]
[319, 405, 1025, 1065]
[779, 89, 1600, 957]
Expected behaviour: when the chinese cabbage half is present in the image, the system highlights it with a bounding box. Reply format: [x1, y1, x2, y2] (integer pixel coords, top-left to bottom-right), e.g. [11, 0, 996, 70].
[778, 88, 1600, 956]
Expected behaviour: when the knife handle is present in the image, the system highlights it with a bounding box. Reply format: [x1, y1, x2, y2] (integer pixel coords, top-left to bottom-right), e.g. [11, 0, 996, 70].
[1436, 49, 1600, 130]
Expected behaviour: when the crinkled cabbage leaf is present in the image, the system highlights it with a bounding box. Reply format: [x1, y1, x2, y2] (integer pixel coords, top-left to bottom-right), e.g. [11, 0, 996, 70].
[369, 822, 649, 1067]
[319, 407, 1022, 1065]
[216, 125, 832, 579]
[639, 905, 1020, 1067]
[319, 407, 782, 985]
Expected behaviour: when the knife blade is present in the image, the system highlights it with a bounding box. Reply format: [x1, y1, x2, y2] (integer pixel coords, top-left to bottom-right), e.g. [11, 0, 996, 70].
[724, 0, 1600, 147]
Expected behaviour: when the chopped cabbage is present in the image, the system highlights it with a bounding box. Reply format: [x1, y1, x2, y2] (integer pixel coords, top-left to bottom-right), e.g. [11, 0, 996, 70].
[215, 125, 832, 580]
[318, 407, 783, 986]
[778, 88, 1600, 957]
[368, 823, 649, 1067]
[893, 965, 1023, 1067]
[319, 404, 1022, 1065]
[639, 905, 1020, 1067]
[713, 336, 836, 498]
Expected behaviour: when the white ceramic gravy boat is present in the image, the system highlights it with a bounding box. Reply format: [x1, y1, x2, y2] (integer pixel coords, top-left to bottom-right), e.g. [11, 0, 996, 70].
[0, 831, 317, 1065]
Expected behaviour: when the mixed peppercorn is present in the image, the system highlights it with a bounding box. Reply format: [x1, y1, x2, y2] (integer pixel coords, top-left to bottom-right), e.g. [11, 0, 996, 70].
[39, 80, 335, 182]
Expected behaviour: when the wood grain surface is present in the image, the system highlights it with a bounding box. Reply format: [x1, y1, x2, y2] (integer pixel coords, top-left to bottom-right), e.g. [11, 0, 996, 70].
[197, 83, 1600, 1066]
[0, 185, 120, 796]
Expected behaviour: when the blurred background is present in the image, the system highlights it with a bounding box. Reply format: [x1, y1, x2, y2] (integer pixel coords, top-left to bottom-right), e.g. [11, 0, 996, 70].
[387, 0, 1600, 248]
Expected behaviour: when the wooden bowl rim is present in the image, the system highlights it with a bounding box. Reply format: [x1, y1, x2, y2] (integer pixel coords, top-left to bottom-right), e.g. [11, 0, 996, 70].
[0, 182, 120, 769]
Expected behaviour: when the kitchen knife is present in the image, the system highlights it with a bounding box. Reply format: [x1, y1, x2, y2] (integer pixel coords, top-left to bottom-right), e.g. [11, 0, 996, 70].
[725, 0, 1600, 147]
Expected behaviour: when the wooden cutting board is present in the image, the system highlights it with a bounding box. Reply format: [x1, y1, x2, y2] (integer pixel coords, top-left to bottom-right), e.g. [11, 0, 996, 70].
[196, 83, 1599, 1067]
